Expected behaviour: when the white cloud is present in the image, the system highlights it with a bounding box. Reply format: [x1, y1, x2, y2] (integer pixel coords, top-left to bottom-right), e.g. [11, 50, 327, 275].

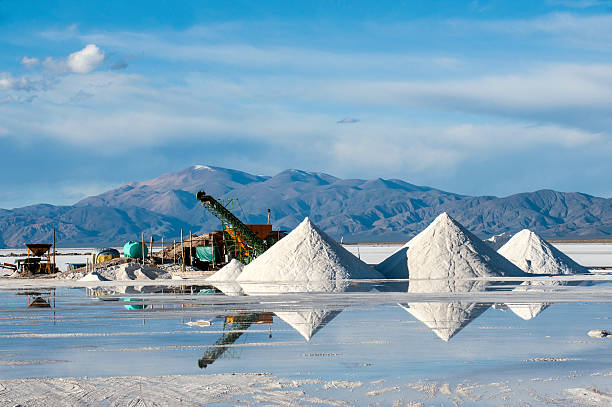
[66, 44, 105, 74]
[0, 73, 36, 91]
[21, 56, 40, 69]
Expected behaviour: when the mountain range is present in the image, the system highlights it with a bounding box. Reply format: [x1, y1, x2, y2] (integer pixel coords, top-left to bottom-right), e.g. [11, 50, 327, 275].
[1, 165, 610, 247]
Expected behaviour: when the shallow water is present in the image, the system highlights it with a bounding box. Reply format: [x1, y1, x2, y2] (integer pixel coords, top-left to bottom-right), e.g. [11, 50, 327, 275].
[1, 277, 611, 405]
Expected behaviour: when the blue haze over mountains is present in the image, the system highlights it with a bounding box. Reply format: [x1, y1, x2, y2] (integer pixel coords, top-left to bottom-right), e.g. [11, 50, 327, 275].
[0, 165, 610, 247]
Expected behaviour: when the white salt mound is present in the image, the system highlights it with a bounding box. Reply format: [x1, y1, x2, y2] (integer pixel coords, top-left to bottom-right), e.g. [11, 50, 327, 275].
[205, 259, 244, 296]
[236, 217, 378, 339]
[377, 213, 522, 340]
[98, 263, 172, 281]
[483, 232, 512, 251]
[78, 272, 108, 282]
[380, 212, 525, 281]
[499, 229, 588, 320]
[236, 217, 383, 294]
[498, 229, 589, 275]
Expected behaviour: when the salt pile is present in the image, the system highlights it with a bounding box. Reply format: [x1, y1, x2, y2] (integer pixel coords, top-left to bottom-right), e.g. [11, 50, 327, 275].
[498, 229, 588, 275]
[499, 229, 589, 320]
[483, 232, 512, 251]
[377, 212, 525, 340]
[377, 212, 526, 282]
[236, 217, 383, 294]
[205, 259, 244, 296]
[78, 272, 108, 282]
[236, 217, 381, 341]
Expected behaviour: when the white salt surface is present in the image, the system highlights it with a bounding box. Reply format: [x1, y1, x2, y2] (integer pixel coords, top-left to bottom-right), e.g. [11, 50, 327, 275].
[205, 259, 244, 296]
[237, 217, 383, 294]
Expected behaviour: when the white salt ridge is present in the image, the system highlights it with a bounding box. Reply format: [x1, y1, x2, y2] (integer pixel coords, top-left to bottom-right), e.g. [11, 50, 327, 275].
[499, 229, 589, 320]
[237, 217, 381, 340]
[205, 259, 244, 296]
[483, 232, 512, 251]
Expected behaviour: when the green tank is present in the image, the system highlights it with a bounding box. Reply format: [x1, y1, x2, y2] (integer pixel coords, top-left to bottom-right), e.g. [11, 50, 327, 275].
[123, 241, 148, 259]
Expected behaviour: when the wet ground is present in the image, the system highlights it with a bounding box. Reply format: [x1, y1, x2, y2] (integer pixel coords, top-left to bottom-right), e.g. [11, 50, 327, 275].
[1, 243, 611, 405]
[1, 278, 611, 406]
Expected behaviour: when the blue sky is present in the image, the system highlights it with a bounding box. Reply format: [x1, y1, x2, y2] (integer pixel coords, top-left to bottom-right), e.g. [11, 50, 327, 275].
[1, 0, 611, 208]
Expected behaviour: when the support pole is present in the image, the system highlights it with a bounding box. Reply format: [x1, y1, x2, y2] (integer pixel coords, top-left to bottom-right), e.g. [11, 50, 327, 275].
[211, 233, 215, 269]
[150, 236, 153, 260]
[173, 240, 176, 264]
[142, 231, 145, 265]
[53, 229, 56, 272]
[181, 229, 185, 272]
[161, 237, 164, 264]
[189, 231, 193, 267]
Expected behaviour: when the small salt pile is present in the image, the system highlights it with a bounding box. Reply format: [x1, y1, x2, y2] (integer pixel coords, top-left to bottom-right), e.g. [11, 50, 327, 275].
[498, 229, 588, 275]
[378, 213, 525, 340]
[499, 229, 589, 320]
[78, 272, 108, 282]
[205, 259, 244, 296]
[483, 232, 512, 251]
[236, 217, 381, 341]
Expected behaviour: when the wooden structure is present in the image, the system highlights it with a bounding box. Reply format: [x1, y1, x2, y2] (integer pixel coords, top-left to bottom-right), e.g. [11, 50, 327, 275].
[16, 243, 58, 275]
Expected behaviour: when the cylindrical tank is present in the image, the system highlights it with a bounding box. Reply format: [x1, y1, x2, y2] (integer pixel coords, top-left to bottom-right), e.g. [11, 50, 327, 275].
[123, 241, 148, 259]
[91, 248, 121, 264]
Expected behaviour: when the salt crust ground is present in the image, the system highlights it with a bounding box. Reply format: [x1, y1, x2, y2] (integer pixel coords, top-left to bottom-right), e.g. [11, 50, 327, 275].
[1, 372, 610, 406]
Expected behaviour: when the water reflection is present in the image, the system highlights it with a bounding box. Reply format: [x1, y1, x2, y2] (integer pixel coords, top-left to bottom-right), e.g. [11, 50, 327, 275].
[60, 274, 606, 348]
[198, 312, 273, 368]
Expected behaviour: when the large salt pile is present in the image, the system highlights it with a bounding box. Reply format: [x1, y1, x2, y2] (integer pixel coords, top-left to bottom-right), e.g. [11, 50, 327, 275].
[377, 212, 526, 282]
[236, 217, 383, 294]
[498, 229, 588, 275]
[380, 212, 525, 340]
[205, 259, 244, 296]
[236, 217, 381, 341]
[498, 229, 589, 320]
[483, 232, 512, 251]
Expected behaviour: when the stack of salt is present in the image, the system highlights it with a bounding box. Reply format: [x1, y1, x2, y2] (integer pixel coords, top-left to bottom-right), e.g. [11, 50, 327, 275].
[378, 212, 526, 340]
[499, 229, 589, 320]
[236, 217, 382, 340]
